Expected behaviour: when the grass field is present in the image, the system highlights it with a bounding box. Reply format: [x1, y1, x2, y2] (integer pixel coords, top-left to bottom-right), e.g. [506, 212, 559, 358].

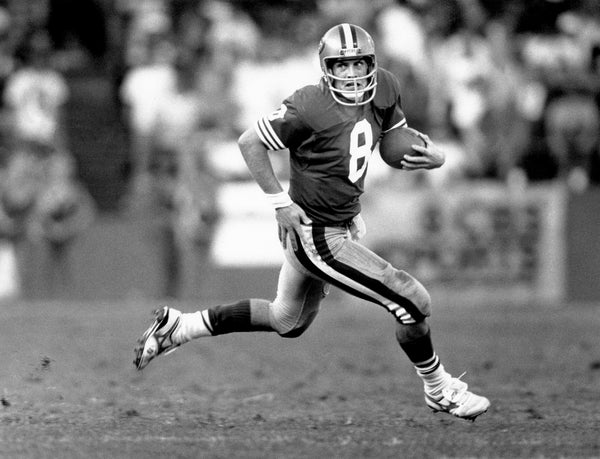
[0, 295, 599, 458]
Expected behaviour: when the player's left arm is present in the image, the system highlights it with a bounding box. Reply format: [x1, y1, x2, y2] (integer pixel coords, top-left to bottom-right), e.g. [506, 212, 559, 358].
[400, 132, 446, 170]
[378, 69, 445, 171]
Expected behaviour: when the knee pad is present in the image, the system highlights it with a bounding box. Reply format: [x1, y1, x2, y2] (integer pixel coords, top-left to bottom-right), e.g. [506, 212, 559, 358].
[410, 278, 431, 317]
[271, 281, 328, 338]
[388, 269, 431, 323]
[278, 308, 318, 338]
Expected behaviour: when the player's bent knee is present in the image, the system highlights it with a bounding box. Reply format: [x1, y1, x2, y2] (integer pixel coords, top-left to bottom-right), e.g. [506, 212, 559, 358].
[271, 280, 327, 338]
[413, 281, 431, 317]
[276, 307, 319, 338]
[279, 323, 310, 338]
[390, 269, 432, 318]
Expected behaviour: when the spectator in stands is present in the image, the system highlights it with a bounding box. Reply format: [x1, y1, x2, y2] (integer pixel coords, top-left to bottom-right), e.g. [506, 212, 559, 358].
[374, 0, 431, 134]
[0, 6, 15, 166]
[121, 0, 241, 296]
[426, 0, 499, 179]
[119, 10, 177, 208]
[3, 28, 69, 151]
[516, 0, 600, 189]
[544, 93, 600, 191]
[0, 7, 15, 110]
[149, 48, 221, 298]
[27, 145, 96, 297]
[1, 27, 95, 298]
[477, 2, 547, 182]
[0, 140, 95, 298]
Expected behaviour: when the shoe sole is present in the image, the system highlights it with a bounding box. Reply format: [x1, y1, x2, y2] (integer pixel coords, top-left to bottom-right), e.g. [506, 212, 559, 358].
[429, 406, 489, 422]
[426, 397, 490, 422]
[134, 308, 167, 370]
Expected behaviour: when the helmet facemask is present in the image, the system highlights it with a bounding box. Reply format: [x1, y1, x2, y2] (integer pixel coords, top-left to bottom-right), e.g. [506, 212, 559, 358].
[323, 56, 377, 106]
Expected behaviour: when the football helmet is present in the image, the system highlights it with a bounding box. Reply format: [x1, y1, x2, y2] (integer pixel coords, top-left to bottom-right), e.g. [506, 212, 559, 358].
[318, 23, 377, 106]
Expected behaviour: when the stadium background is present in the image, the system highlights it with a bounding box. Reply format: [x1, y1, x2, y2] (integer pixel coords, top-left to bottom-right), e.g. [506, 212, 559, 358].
[1, 0, 598, 305]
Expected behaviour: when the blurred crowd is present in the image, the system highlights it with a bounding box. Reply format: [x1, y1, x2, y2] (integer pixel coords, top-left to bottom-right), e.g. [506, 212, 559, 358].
[0, 1, 96, 296]
[108, 0, 600, 192]
[0, 0, 599, 297]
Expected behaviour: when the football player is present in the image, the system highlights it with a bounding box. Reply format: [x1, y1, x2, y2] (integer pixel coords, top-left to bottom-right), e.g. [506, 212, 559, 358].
[134, 23, 490, 421]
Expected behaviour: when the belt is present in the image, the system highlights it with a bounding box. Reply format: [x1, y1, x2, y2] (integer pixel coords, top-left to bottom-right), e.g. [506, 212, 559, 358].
[311, 218, 353, 228]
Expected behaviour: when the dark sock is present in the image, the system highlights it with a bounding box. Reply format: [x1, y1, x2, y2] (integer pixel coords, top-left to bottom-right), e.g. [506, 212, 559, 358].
[398, 329, 436, 364]
[207, 300, 270, 335]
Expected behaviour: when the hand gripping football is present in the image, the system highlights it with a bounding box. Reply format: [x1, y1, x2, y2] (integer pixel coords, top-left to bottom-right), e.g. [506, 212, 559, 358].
[379, 127, 426, 169]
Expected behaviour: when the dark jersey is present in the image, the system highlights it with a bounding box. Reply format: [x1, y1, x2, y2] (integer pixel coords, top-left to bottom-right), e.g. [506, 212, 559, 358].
[255, 68, 407, 224]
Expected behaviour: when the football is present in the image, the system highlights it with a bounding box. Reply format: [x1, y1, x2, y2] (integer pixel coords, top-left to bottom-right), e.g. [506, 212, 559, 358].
[379, 127, 426, 169]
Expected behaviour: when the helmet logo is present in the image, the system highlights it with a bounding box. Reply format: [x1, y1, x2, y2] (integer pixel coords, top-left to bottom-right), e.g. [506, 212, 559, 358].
[340, 48, 361, 57]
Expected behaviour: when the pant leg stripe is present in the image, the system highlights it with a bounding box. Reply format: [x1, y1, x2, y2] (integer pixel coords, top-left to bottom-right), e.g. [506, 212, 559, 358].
[293, 227, 424, 323]
[312, 226, 425, 322]
[292, 232, 378, 304]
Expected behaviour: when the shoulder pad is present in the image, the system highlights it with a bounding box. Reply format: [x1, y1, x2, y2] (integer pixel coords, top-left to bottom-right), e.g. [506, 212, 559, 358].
[287, 82, 339, 128]
[373, 68, 401, 108]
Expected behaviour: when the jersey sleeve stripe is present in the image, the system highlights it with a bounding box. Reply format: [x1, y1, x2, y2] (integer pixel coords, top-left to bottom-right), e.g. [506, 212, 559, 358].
[261, 118, 286, 150]
[381, 118, 407, 134]
[254, 118, 286, 151]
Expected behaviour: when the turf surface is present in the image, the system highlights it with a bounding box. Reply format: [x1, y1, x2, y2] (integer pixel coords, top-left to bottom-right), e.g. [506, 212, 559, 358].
[1, 296, 599, 458]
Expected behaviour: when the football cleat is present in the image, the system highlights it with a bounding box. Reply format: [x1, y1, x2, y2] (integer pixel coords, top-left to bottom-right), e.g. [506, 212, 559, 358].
[425, 374, 490, 421]
[134, 306, 182, 370]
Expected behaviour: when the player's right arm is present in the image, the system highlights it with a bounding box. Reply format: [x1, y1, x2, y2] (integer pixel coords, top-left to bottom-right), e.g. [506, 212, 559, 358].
[237, 128, 311, 250]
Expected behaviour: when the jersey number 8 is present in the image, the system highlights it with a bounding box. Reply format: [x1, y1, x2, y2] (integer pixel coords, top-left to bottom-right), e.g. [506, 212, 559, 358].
[348, 119, 373, 183]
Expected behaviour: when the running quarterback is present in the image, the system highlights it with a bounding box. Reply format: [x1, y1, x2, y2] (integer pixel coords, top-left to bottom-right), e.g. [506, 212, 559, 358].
[134, 23, 490, 421]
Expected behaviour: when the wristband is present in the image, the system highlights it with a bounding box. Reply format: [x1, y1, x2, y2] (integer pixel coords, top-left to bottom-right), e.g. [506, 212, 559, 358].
[265, 191, 293, 209]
